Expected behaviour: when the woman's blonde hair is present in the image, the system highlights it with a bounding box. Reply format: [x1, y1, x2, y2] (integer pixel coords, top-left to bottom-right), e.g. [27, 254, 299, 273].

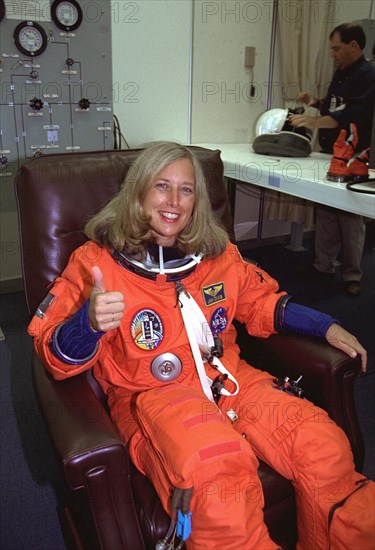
[84, 142, 229, 258]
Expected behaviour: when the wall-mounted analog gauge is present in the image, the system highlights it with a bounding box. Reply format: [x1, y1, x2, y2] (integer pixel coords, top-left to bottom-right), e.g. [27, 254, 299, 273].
[13, 21, 48, 56]
[51, 0, 83, 32]
[0, 0, 6, 23]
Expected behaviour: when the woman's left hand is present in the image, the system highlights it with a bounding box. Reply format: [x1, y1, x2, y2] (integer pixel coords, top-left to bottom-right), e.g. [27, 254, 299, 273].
[325, 323, 367, 372]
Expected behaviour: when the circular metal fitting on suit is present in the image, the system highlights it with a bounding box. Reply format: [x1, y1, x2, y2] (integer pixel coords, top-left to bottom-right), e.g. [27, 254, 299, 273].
[151, 353, 182, 381]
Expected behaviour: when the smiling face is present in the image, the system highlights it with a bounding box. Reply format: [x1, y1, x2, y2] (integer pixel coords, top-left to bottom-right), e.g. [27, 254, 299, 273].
[143, 158, 196, 247]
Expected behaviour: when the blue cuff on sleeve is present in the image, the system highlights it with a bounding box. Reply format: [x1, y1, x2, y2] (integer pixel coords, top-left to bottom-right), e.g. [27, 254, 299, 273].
[284, 301, 339, 338]
[50, 301, 104, 365]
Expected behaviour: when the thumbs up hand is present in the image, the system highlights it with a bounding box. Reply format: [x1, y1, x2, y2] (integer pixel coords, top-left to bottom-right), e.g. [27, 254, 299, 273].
[88, 266, 125, 332]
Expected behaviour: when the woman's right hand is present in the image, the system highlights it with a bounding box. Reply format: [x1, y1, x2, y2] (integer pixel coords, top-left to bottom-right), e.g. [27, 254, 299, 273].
[88, 266, 125, 332]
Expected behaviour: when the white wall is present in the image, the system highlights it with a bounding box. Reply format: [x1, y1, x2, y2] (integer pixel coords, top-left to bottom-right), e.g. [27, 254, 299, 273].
[335, 0, 374, 23]
[191, 0, 277, 143]
[111, 0, 193, 147]
[111, 0, 278, 146]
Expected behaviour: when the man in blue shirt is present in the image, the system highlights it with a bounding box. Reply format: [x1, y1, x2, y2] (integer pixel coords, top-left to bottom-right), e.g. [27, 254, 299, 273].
[290, 22, 375, 297]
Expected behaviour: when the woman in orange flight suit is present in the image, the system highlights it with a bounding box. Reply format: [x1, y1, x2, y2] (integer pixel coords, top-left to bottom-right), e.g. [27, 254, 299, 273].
[28, 142, 373, 549]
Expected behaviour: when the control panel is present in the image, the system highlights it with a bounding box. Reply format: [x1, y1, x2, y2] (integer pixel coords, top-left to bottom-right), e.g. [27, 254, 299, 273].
[0, 0, 114, 285]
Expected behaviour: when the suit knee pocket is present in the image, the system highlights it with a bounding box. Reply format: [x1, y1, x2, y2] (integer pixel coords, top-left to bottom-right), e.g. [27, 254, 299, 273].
[328, 478, 374, 549]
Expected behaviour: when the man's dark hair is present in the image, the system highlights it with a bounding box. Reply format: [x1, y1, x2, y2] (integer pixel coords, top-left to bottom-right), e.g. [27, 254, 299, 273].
[330, 23, 366, 50]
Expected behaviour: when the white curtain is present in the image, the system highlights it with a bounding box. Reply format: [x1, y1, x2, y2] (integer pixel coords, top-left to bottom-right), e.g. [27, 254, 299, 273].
[265, 0, 336, 227]
[278, 0, 335, 110]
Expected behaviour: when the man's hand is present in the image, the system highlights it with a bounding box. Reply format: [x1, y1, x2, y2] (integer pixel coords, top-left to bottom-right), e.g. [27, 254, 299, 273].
[297, 91, 314, 106]
[88, 266, 125, 332]
[289, 113, 317, 128]
[325, 323, 367, 372]
[289, 113, 339, 130]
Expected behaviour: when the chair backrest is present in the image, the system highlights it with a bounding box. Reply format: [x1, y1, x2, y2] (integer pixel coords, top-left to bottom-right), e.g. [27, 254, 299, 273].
[15, 147, 233, 316]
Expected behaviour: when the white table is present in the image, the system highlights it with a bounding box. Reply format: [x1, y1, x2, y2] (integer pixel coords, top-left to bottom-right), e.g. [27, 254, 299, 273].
[195, 143, 375, 220]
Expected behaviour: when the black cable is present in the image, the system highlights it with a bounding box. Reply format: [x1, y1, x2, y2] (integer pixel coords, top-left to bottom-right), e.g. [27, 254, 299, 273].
[113, 114, 130, 149]
[113, 115, 118, 149]
[346, 178, 375, 194]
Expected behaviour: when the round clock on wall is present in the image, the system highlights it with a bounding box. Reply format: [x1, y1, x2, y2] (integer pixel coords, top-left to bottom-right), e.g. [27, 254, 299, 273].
[13, 21, 48, 56]
[51, 0, 83, 32]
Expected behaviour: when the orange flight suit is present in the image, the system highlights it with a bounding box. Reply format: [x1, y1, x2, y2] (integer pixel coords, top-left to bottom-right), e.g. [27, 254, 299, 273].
[29, 241, 374, 549]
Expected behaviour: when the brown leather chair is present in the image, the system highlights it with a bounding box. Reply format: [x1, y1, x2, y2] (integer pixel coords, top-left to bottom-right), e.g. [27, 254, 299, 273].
[15, 147, 364, 550]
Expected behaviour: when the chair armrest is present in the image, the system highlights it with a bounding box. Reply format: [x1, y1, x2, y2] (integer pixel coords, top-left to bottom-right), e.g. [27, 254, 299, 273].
[235, 325, 364, 471]
[32, 351, 145, 550]
[32, 351, 126, 482]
